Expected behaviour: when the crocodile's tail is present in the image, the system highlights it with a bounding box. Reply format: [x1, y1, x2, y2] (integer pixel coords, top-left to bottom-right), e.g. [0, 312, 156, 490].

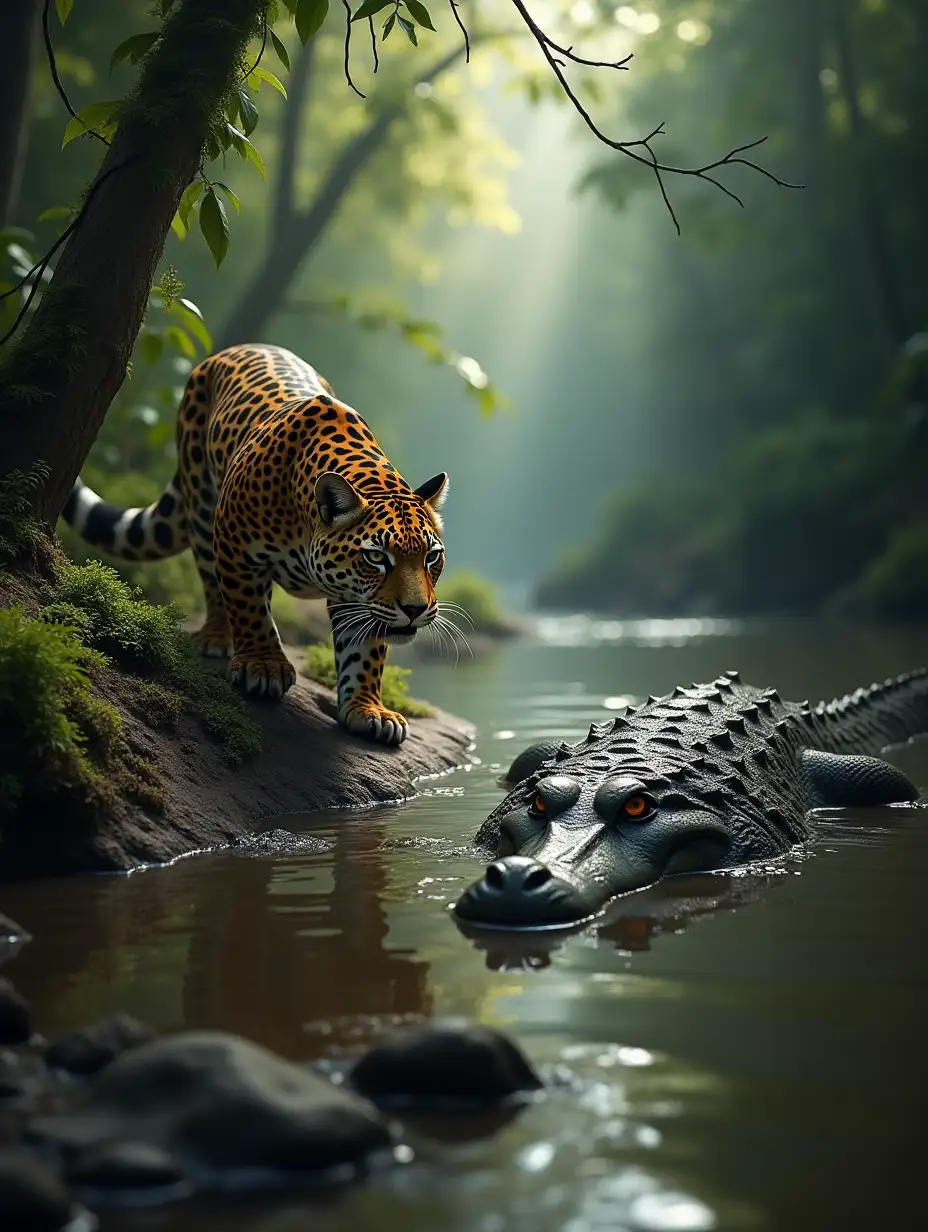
[62, 475, 189, 561]
[817, 668, 928, 755]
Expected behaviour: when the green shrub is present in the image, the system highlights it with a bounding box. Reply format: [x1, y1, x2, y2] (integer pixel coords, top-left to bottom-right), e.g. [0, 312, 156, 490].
[303, 640, 434, 718]
[438, 569, 515, 636]
[843, 519, 928, 619]
[0, 463, 51, 567]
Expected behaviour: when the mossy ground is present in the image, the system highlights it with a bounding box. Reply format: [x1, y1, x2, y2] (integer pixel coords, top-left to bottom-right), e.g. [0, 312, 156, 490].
[303, 640, 434, 719]
[0, 469, 260, 836]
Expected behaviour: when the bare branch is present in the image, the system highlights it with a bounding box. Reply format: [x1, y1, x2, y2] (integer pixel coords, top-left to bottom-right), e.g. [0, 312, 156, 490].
[341, 0, 365, 99]
[369, 17, 379, 74]
[448, 0, 470, 63]
[41, 0, 110, 145]
[505, 0, 801, 233]
[240, 6, 269, 81]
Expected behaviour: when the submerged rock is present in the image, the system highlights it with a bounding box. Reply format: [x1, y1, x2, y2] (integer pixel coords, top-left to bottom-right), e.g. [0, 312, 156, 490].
[0, 978, 31, 1045]
[0, 915, 30, 966]
[0, 1149, 74, 1231]
[66, 1139, 188, 1192]
[32, 1030, 390, 1190]
[45, 1013, 153, 1077]
[349, 1018, 543, 1107]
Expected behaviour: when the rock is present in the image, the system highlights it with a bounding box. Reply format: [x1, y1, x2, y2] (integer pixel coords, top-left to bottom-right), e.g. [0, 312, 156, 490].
[33, 1031, 390, 1187]
[45, 1013, 153, 1077]
[0, 915, 30, 967]
[0, 1149, 73, 1231]
[0, 979, 31, 1045]
[0, 1047, 48, 1104]
[348, 1018, 543, 1107]
[67, 1140, 188, 1192]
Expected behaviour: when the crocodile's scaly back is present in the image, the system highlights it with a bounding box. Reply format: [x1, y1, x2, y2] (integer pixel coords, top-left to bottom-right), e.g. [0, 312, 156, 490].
[476, 669, 928, 863]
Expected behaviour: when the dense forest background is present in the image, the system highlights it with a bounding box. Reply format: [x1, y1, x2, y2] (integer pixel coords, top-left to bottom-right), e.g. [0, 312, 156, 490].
[4, 0, 925, 621]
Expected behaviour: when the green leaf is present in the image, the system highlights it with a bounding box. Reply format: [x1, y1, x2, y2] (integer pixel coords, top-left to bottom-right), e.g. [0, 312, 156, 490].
[397, 15, 417, 45]
[177, 180, 205, 231]
[225, 124, 267, 179]
[159, 0, 177, 14]
[55, 0, 73, 25]
[170, 213, 187, 241]
[61, 100, 120, 148]
[353, 0, 393, 20]
[139, 332, 163, 365]
[174, 298, 212, 352]
[237, 88, 259, 135]
[165, 325, 197, 359]
[403, 1, 435, 31]
[109, 32, 160, 73]
[295, 0, 329, 41]
[270, 30, 291, 72]
[382, 12, 396, 38]
[214, 182, 241, 213]
[199, 188, 229, 268]
[248, 66, 288, 98]
[37, 206, 74, 224]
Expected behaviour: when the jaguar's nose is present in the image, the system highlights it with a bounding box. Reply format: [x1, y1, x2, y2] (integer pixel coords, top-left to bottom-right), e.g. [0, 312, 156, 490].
[398, 601, 428, 625]
[453, 856, 595, 930]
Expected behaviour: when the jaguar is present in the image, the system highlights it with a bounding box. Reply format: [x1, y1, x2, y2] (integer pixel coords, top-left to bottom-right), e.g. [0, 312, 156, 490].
[63, 343, 449, 746]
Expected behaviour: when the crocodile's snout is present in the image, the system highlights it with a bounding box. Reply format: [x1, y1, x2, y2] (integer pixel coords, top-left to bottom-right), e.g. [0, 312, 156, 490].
[453, 855, 597, 929]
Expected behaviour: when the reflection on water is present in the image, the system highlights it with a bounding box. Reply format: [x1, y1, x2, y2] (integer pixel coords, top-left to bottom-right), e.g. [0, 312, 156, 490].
[3, 619, 928, 1231]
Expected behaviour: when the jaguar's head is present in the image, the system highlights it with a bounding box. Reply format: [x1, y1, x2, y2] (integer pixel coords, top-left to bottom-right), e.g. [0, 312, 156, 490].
[312, 471, 448, 645]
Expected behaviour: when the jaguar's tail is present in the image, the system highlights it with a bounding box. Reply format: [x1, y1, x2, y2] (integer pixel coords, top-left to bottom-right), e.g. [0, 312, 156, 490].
[61, 475, 189, 561]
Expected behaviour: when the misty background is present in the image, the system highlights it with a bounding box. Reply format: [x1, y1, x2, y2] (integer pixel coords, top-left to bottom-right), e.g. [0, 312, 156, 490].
[11, 0, 925, 622]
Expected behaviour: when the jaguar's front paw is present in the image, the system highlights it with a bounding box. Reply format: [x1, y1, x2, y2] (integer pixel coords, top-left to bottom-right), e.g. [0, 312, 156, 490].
[339, 700, 409, 746]
[228, 652, 297, 700]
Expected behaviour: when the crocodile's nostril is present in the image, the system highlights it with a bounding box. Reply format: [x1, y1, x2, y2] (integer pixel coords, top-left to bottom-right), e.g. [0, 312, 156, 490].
[485, 863, 507, 890]
[523, 866, 553, 892]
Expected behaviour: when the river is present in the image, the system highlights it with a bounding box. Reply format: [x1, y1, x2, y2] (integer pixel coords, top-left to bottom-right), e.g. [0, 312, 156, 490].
[4, 616, 928, 1231]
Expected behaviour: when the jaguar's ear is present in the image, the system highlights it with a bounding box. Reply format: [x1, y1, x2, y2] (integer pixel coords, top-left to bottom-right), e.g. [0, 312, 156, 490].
[314, 472, 368, 529]
[415, 472, 449, 527]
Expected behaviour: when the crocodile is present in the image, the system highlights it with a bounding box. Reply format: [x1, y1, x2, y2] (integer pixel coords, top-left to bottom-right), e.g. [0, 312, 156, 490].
[453, 669, 928, 930]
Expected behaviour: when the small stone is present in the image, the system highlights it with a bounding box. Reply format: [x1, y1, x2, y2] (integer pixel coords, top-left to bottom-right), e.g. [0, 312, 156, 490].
[45, 1013, 153, 1077]
[349, 1018, 544, 1107]
[67, 1140, 187, 1191]
[0, 1048, 47, 1104]
[0, 1149, 73, 1231]
[0, 979, 31, 1046]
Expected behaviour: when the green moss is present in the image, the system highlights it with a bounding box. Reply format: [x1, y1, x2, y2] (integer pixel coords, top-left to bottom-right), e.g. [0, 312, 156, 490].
[303, 640, 434, 719]
[0, 605, 115, 818]
[42, 559, 260, 763]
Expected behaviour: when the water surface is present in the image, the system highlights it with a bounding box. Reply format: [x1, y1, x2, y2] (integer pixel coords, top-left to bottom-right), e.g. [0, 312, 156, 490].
[4, 617, 928, 1231]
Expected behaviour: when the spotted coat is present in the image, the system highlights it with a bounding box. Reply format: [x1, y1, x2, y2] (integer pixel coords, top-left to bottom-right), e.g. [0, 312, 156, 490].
[63, 344, 449, 745]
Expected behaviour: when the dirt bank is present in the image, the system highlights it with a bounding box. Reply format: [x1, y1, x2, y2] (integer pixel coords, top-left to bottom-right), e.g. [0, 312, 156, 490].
[3, 642, 474, 879]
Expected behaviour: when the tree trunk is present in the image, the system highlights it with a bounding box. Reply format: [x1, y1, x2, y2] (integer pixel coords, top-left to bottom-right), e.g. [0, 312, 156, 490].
[0, 0, 265, 523]
[0, 0, 44, 227]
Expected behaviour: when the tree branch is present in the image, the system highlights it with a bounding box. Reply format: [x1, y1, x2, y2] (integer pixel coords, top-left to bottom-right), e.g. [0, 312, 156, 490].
[505, 0, 801, 233]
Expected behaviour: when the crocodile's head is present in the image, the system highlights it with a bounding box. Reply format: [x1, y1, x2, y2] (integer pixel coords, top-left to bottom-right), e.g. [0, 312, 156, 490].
[454, 754, 737, 931]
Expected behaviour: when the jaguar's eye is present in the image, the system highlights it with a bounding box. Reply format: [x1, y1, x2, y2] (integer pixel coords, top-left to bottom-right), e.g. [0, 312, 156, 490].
[622, 794, 656, 822]
[425, 546, 444, 567]
[363, 547, 389, 568]
[528, 793, 547, 818]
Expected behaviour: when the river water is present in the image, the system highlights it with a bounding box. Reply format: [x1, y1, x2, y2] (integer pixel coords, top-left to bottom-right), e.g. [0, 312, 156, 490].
[4, 616, 928, 1232]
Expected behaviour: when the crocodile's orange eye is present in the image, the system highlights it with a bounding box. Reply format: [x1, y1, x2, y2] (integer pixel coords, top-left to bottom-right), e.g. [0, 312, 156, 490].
[623, 795, 649, 818]
[532, 794, 546, 815]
